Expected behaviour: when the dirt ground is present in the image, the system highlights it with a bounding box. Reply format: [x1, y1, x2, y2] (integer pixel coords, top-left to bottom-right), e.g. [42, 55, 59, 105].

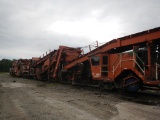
[0, 73, 160, 120]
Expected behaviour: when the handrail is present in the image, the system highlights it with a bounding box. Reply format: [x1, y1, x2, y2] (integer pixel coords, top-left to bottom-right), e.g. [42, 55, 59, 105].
[113, 52, 145, 76]
[113, 54, 121, 75]
[133, 51, 144, 65]
[113, 53, 121, 66]
[145, 64, 160, 80]
[133, 59, 144, 73]
[113, 61, 121, 75]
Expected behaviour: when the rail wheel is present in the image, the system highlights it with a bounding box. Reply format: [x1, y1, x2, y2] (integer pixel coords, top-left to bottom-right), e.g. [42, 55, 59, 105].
[125, 77, 140, 92]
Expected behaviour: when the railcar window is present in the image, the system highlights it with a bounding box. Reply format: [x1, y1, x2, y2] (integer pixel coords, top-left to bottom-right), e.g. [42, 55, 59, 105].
[91, 56, 100, 66]
[103, 56, 108, 65]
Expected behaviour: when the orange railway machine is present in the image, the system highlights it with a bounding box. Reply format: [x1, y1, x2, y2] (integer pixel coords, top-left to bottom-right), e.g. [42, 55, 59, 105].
[10, 27, 160, 92]
[10, 59, 30, 77]
[31, 46, 82, 81]
[62, 27, 160, 92]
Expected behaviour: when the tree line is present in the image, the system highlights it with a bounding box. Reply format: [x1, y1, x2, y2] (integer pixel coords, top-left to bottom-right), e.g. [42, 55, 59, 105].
[0, 59, 13, 72]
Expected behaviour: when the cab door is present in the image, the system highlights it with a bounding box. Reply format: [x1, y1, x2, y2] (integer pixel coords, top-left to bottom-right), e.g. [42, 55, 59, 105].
[90, 55, 101, 80]
[101, 55, 108, 78]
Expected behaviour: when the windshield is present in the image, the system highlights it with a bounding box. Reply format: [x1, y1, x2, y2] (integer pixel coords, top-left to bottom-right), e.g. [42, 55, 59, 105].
[91, 56, 100, 66]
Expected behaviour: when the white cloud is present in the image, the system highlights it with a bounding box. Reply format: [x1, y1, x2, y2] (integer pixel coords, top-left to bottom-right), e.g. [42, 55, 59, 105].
[46, 17, 123, 42]
[0, 0, 160, 59]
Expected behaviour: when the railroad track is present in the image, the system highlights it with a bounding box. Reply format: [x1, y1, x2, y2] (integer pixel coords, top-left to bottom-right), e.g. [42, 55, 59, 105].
[71, 84, 160, 106]
[115, 90, 160, 106]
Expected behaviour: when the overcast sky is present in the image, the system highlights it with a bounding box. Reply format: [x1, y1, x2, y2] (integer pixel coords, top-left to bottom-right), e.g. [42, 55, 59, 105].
[0, 0, 160, 60]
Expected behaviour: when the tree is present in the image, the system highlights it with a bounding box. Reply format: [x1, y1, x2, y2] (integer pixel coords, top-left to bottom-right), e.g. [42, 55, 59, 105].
[0, 59, 13, 72]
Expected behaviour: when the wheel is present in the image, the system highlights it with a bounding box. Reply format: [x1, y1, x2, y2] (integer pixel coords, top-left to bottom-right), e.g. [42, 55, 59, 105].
[125, 77, 140, 92]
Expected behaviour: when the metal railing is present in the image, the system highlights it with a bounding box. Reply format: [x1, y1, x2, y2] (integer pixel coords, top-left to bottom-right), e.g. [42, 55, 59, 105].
[145, 64, 160, 80]
[113, 53, 122, 75]
[113, 51, 145, 76]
